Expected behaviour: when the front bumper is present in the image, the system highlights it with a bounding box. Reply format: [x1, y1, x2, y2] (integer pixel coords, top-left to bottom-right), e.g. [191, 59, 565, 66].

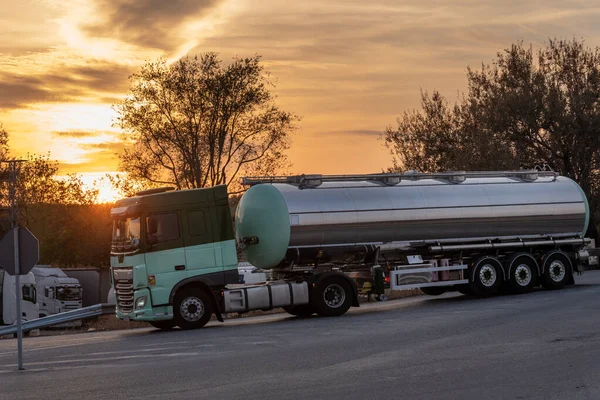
[116, 288, 173, 322]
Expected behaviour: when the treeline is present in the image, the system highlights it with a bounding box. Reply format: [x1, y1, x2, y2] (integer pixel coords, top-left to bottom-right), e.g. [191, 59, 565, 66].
[26, 204, 113, 267]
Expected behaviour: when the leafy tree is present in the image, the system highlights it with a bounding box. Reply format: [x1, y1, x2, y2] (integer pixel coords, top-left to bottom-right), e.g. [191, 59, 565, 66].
[383, 38, 600, 238]
[114, 53, 298, 193]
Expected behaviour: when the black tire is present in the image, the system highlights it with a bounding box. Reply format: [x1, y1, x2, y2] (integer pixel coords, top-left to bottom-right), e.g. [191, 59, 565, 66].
[506, 254, 538, 294]
[149, 320, 176, 330]
[420, 287, 447, 296]
[283, 304, 315, 317]
[541, 252, 572, 290]
[312, 276, 353, 317]
[469, 257, 503, 296]
[174, 288, 213, 330]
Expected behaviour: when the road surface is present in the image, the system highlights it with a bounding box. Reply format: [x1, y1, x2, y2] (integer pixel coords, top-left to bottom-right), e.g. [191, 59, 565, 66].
[2, 271, 600, 400]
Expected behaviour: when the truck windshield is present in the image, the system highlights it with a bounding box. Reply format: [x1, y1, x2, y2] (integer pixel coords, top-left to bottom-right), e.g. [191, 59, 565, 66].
[56, 286, 82, 301]
[112, 217, 141, 253]
[22, 284, 36, 304]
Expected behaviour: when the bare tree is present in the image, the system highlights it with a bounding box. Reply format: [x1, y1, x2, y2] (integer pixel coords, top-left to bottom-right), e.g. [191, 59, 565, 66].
[114, 53, 298, 193]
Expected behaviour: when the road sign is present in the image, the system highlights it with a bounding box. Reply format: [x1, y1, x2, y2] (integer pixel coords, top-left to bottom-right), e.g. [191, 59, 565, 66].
[0, 227, 39, 275]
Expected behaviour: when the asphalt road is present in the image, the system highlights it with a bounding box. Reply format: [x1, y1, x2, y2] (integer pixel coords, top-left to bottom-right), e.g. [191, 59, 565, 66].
[2, 271, 600, 400]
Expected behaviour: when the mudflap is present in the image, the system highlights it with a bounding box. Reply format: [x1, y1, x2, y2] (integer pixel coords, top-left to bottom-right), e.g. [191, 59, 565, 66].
[209, 290, 224, 322]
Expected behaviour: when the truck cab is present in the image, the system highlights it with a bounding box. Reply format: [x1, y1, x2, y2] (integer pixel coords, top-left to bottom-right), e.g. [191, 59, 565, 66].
[110, 185, 240, 325]
[32, 265, 83, 326]
[0, 268, 39, 325]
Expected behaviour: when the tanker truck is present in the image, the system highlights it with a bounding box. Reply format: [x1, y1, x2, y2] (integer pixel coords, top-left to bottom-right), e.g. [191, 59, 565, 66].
[109, 170, 598, 330]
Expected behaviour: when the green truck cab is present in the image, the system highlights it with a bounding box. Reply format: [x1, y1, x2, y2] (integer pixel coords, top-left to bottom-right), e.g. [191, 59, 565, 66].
[110, 185, 240, 329]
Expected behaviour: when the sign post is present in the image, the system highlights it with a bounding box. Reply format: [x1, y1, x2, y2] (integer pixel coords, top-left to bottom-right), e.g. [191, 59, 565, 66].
[13, 227, 23, 370]
[0, 160, 37, 371]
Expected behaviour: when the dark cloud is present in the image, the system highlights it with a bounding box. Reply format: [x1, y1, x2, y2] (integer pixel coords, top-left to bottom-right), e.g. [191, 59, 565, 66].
[84, 0, 220, 50]
[0, 75, 76, 109]
[53, 131, 102, 138]
[80, 142, 127, 152]
[0, 63, 134, 109]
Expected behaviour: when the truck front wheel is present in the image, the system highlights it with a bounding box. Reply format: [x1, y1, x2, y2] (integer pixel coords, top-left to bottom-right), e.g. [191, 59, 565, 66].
[174, 288, 213, 329]
[312, 277, 353, 317]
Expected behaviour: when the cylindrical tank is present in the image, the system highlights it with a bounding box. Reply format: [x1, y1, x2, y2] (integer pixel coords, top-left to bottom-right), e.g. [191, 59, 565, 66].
[235, 174, 589, 269]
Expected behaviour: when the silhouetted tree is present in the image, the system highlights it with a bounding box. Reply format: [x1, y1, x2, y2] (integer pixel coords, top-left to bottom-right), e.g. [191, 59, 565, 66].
[114, 53, 298, 193]
[384, 38, 600, 238]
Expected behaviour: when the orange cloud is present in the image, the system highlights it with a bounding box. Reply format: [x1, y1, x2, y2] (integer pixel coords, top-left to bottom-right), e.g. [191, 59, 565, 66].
[2, 0, 600, 176]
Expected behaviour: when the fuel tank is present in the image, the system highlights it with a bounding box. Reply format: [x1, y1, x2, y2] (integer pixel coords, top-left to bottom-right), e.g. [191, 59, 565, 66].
[235, 172, 589, 269]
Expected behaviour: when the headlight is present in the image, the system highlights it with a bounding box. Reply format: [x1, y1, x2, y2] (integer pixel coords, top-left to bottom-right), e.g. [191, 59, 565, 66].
[135, 296, 147, 310]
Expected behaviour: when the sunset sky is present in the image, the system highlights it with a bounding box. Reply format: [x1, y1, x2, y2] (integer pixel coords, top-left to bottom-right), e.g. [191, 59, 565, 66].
[2, 0, 600, 195]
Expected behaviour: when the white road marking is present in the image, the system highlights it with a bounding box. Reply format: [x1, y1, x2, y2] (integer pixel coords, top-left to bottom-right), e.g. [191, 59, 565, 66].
[55, 344, 215, 358]
[0, 352, 200, 370]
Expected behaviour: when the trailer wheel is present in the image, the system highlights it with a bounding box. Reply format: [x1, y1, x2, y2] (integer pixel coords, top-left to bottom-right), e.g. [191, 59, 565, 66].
[420, 287, 447, 296]
[174, 288, 212, 329]
[470, 257, 503, 296]
[541, 252, 572, 290]
[283, 304, 315, 317]
[149, 320, 176, 330]
[506, 254, 538, 294]
[312, 276, 353, 317]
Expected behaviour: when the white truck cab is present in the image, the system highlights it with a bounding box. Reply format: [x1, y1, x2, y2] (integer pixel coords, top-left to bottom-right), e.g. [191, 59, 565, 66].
[31, 266, 83, 327]
[0, 268, 39, 325]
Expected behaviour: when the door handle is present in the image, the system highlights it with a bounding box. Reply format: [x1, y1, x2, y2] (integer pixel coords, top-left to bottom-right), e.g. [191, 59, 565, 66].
[174, 265, 185, 271]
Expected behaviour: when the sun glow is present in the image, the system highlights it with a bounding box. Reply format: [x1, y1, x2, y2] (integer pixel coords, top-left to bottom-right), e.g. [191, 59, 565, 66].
[78, 172, 125, 204]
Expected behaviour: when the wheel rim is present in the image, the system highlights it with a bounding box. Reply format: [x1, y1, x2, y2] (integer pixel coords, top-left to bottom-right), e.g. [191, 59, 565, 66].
[549, 260, 566, 282]
[180, 297, 204, 322]
[514, 264, 532, 286]
[323, 284, 346, 309]
[479, 264, 497, 287]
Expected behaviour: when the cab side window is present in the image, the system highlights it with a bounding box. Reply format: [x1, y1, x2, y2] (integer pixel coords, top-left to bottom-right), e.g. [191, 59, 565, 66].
[147, 213, 180, 243]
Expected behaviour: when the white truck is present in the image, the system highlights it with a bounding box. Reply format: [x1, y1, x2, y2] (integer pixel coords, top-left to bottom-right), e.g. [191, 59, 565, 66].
[32, 266, 83, 327]
[0, 268, 39, 326]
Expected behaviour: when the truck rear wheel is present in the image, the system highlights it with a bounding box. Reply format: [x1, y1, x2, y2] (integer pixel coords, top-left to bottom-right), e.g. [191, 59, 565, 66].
[149, 320, 176, 330]
[312, 276, 353, 317]
[470, 256, 503, 296]
[283, 304, 315, 317]
[506, 254, 538, 294]
[174, 288, 212, 330]
[541, 252, 572, 290]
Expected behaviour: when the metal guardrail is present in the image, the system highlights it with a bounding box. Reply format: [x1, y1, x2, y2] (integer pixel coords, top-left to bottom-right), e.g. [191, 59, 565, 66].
[0, 303, 115, 337]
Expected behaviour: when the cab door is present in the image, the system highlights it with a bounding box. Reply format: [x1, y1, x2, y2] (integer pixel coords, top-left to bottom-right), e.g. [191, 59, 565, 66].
[144, 212, 187, 306]
[182, 209, 220, 279]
